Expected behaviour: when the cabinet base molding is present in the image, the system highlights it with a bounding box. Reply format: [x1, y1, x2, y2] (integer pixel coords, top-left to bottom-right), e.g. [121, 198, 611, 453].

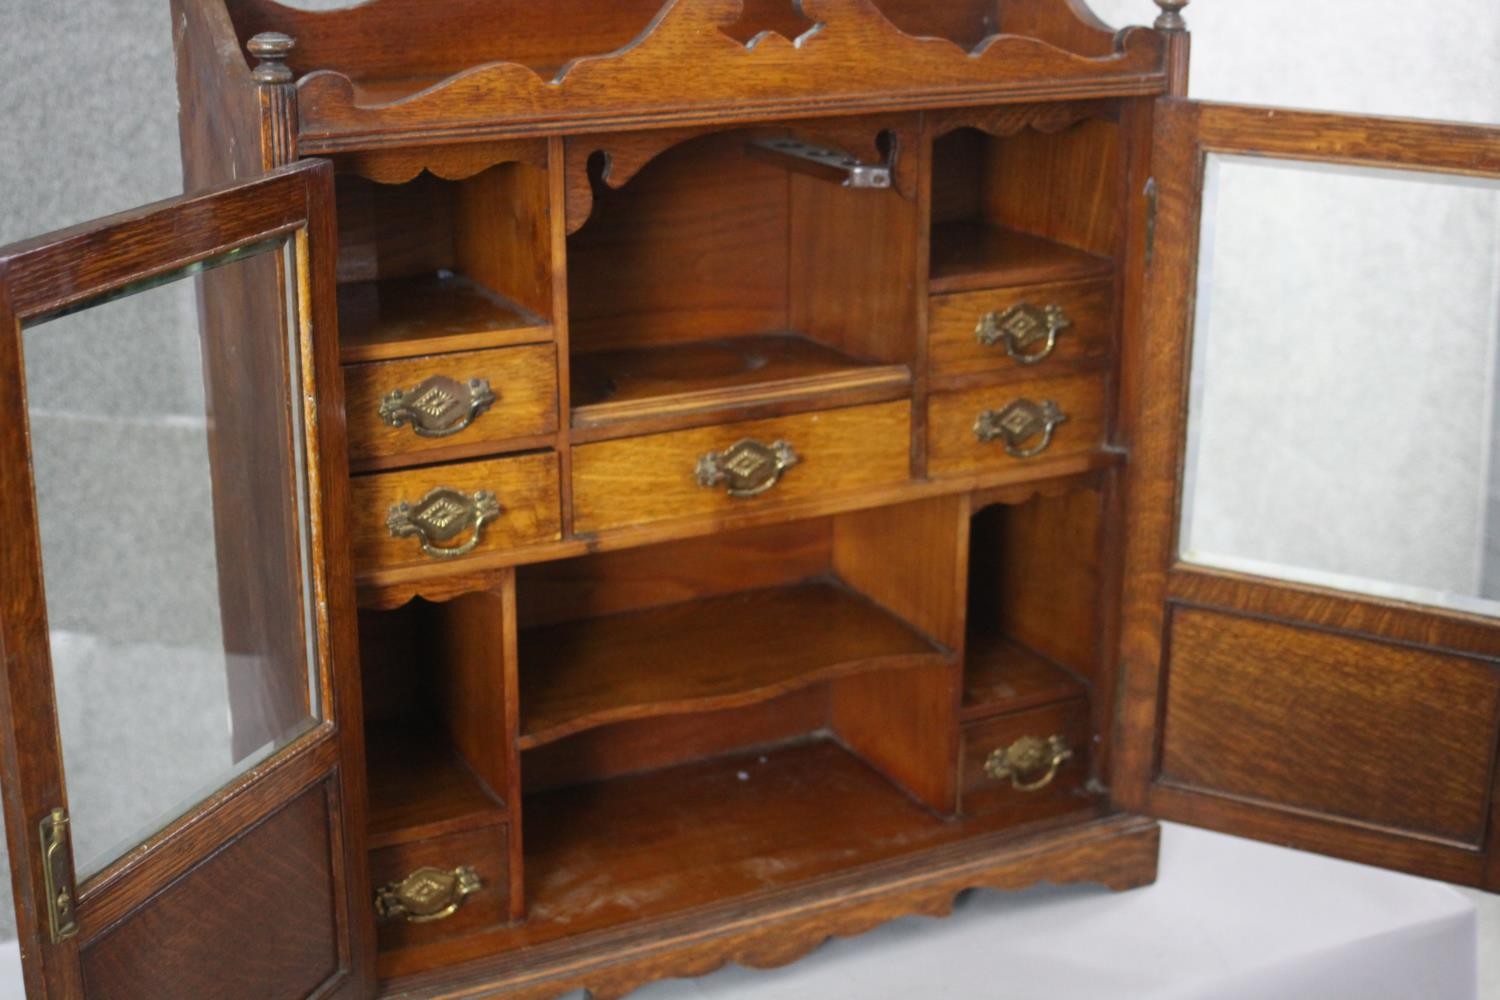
[382, 813, 1159, 999]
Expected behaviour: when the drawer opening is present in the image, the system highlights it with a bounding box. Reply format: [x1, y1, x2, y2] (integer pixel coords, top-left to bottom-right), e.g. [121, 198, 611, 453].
[929, 110, 1121, 295]
[567, 125, 918, 433]
[333, 161, 553, 364]
[963, 486, 1104, 722]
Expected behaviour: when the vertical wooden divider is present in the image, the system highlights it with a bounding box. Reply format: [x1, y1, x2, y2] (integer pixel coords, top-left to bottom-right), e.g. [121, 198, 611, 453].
[828, 493, 970, 814]
[425, 571, 525, 919]
[548, 136, 575, 538]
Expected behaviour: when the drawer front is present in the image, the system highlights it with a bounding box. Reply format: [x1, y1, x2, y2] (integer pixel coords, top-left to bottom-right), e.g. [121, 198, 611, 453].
[370, 824, 510, 950]
[930, 279, 1114, 378]
[352, 452, 561, 574]
[344, 345, 558, 468]
[928, 373, 1107, 477]
[573, 401, 912, 533]
[960, 698, 1091, 817]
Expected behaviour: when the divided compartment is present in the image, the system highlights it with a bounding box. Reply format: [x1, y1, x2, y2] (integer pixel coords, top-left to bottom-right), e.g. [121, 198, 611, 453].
[567, 125, 920, 432]
[359, 589, 524, 950]
[334, 155, 553, 363]
[929, 109, 1122, 294]
[959, 483, 1108, 814]
[515, 497, 966, 796]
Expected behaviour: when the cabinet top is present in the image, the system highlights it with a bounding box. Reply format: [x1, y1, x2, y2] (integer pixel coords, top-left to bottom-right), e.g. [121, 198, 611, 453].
[190, 0, 1173, 153]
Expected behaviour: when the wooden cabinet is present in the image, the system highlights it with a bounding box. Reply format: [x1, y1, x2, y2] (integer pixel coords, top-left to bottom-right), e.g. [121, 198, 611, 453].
[0, 1, 1496, 997]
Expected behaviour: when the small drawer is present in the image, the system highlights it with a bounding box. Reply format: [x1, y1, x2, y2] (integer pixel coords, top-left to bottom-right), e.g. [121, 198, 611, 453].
[352, 452, 562, 574]
[572, 401, 912, 534]
[960, 698, 1091, 817]
[344, 345, 558, 469]
[370, 823, 511, 950]
[927, 372, 1107, 477]
[930, 279, 1114, 378]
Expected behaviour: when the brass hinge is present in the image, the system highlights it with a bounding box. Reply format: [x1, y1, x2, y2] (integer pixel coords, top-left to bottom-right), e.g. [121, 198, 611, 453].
[39, 808, 78, 943]
[1144, 177, 1159, 269]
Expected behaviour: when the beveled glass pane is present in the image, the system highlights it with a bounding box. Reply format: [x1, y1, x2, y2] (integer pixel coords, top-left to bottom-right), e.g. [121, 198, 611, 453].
[21, 240, 320, 879]
[1181, 155, 1500, 616]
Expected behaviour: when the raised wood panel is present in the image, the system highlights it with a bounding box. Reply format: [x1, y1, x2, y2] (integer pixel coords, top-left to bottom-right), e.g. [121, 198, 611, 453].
[80, 784, 341, 1000]
[928, 372, 1108, 477]
[1159, 606, 1500, 848]
[572, 401, 912, 533]
[344, 344, 559, 468]
[351, 452, 562, 573]
[930, 278, 1114, 379]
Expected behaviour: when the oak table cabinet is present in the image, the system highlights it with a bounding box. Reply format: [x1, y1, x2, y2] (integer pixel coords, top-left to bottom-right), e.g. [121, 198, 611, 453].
[1, 1, 1498, 997]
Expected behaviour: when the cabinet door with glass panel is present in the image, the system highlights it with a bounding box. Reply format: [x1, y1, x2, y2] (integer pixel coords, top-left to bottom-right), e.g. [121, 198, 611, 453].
[0, 161, 374, 998]
[1117, 99, 1500, 891]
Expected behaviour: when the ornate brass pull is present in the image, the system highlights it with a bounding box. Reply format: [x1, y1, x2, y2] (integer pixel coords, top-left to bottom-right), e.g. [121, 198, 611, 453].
[974, 398, 1068, 459]
[984, 735, 1074, 792]
[696, 439, 799, 498]
[976, 303, 1071, 365]
[375, 866, 481, 924]
[387, 486, 503, 559]
[380, 374, 497, 438]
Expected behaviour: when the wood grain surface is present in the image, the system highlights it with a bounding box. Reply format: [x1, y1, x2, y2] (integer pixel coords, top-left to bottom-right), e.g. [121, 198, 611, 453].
[573, 401, 912, 533]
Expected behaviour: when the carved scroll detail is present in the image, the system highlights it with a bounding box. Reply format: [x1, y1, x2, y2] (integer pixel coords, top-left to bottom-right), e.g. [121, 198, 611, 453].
[337, 138, 548, 184]
[293, 0, 1166, 151]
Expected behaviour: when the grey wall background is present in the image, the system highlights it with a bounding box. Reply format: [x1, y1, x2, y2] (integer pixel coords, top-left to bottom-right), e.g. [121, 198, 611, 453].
[0, 0, 1498, 985]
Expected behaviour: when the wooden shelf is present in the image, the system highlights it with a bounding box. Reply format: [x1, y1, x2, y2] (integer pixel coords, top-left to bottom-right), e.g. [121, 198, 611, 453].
[377, 738, 1105, 978]
[929, 222, 1113, 294]
[517, 582, 947, 750]
[961, 634, 1089, 723]
[365, 723, 507, 849]
[570, 333, 911, 429]
[338, 272, 551, 364]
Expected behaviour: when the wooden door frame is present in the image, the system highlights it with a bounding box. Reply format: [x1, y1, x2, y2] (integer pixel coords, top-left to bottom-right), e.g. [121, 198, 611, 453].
[1114, 99, 1500, 888]
[0, 161, 373, 996]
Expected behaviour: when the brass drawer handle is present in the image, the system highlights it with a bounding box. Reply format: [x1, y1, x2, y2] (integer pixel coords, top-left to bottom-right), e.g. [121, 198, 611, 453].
[379, 375, 497, 438]
[387, 486, 503, 559]
[976, 303, 1070, 365]
[695, 439, 799, 498]
[375, 866, 481, 924]
[974, 398, 1068, 459]
[984, 734, 1074, 792]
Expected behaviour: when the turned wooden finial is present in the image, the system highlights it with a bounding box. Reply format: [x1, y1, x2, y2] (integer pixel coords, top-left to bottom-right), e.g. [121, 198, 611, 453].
[248, 32, 296, 85]
[1153, 0, 1189, 31]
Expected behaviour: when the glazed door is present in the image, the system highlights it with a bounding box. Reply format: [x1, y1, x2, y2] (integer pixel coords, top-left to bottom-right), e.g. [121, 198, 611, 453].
[1117, 101, 1500, 890]
[0, 161, 374, 997]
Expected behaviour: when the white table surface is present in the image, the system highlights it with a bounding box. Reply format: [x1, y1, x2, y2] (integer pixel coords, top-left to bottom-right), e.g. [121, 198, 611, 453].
[0, 821, 1477, 999]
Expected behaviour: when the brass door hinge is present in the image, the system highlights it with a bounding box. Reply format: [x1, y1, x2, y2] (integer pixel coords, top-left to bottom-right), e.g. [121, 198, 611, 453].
[39, 808, 78, 943]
